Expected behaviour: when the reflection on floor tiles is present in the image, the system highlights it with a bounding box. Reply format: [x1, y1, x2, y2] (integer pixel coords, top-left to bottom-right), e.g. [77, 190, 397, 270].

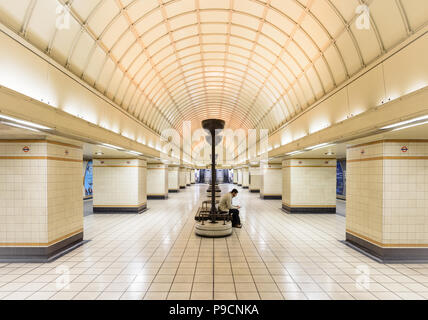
[1, 184, 428, 300]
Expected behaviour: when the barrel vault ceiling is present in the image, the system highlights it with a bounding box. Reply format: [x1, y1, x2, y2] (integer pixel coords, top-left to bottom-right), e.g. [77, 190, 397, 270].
[0, 0, 426, 135]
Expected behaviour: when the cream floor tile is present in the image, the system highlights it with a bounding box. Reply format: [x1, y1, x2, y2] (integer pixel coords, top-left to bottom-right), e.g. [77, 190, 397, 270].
[73, 291, 101, 300]
[214, 292, 237, 300]
[167, 292, 191, 300]
[190, 292, 213, 300]
[144, 292, 168, 300]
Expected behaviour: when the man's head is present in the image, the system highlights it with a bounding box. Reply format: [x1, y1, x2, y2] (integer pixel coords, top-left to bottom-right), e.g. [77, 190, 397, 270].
[231, 189, 238, 197]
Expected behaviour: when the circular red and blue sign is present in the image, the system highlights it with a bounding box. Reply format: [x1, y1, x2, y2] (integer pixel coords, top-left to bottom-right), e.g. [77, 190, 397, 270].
[22, 146, 30, 153]
[401, 146, 408, 153]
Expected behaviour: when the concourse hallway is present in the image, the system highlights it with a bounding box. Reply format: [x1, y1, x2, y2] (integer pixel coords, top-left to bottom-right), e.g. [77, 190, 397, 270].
[1, 185, 428, 300]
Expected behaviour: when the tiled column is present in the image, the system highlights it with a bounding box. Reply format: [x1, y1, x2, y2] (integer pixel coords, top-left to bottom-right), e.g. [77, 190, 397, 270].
[260, 164, 282, 199]
[0, 139, 83, 262]
[233, 169, 238, 184]
[179, 166, 187, 189]
[282, 159, 336, 213]
[93, 159, 147, 213]
[191, 169, 196, 184]
[168, 166, 180, 192]
[249, 165, 261, 193]
[147, 164, 168, 199]
[346, 140, 428, 262]
[186, 168, 191, 186]
[242, 166, 249, 189]
[237, 168, 243, 186]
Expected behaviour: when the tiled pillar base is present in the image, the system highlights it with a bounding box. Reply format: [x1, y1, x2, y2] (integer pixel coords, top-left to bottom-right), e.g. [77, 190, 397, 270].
[346, 231, 428, 262]
[0, 139, 84, 262]
[282, 159, 336, 214]
[346, 140, 428, 262]
[281, 203, 336, 214]
[93, 159, 147, 214]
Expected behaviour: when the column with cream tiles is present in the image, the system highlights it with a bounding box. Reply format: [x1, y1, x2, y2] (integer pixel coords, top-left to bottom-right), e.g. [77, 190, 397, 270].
[346, 140, 428, 261]
[237, 168, 243, 186]
[93, 159, 147, 213]
[233, 168, 238, 184]
[168, 166, 180, 192]
[185, 168, 191, 186]
[190, 169, 196, 184]
[242, 166, 249, 189]
[0, 139, 83, 262]
[179, 166, 187, 189]
[249, 165, 261, 193]
[282, 159, 336, 213]
[260, 163, 282, 199]
[147, 164, 168, 200]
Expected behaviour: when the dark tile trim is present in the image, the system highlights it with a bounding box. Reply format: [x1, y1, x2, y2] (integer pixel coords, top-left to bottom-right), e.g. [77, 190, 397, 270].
[261, 195, 282, 200]
[180, 186, 186, 189]
[147, 195, 168, 200]
[250, 189, 260, 193]
[345, 232, 428, 263]
[169, 190, 179, 193]
[243, 186, 249, 189]
[282, 204, 336, 214]
[0, 232, 85, 263]
[237, 184, 242, 186]
[93, 204, 147, 214]
[186, 184, 191, 186]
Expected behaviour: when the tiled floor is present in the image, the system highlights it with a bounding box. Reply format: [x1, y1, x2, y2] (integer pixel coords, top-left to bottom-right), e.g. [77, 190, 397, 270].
[1, 184, 428, 300]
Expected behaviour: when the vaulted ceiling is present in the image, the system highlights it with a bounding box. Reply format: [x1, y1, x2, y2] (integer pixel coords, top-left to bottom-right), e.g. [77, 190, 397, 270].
[0, 0, 426, 135]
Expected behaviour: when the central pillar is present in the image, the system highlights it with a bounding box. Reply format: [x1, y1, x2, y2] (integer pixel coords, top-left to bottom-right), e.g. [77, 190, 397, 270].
[191, 168, 196, 184]
[147, 164, 168, 199]
[282, 159, 336, 213]
[260, 163, 282, 199]
[346, 140, 428, 262]
[237, 167, 243, 186]
[249, 165, 261, 193]
[242, 166, 249, 189]
[0, 139, 84, 262]
[179, 166, 187, 189]
[185, 168, 191, 186]
[233, 168, 238, 184]
[93, 159, 147, 213]
[168, 166, 179, 192]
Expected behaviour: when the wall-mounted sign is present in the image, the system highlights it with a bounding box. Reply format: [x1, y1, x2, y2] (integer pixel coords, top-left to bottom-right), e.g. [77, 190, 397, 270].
[361, 149, 365, 155]
[22, 146, 30, 153]
[64, 150, 69, 155]
[401, 146, 408, 153]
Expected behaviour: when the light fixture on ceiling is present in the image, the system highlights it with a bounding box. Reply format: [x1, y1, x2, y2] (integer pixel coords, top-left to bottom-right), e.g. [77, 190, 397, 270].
[94, 151, 104, 156]
[380, 115, 428, 130]
[0, 114, 52, 130]
[305, 143, 334, 151]
[100, 143, 124, 150]
[1, 121, 41, 132]
[127, 150, 143, 156]
[286, 150, 304, 156]
[392, 120, 428, 132]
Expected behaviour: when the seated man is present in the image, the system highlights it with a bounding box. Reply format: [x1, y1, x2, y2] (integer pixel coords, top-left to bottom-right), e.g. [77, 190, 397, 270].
[219, 189, 242, 228]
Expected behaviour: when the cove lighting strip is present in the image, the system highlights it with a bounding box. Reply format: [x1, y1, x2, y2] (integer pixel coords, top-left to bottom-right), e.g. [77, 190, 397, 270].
[381, 115, 428, 130]
[0, 114, 52, 130]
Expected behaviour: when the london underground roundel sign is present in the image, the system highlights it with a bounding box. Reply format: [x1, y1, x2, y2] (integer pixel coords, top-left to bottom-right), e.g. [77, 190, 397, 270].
[401, 146, 408, 153]
[22, 146, 30, 153]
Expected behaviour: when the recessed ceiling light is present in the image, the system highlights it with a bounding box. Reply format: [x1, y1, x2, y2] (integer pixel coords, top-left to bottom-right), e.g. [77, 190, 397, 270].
[1, 121, 41, 132]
